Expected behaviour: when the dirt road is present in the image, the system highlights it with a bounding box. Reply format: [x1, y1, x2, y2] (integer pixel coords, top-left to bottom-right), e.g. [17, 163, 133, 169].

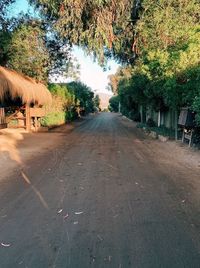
[0, 113, 200, 268]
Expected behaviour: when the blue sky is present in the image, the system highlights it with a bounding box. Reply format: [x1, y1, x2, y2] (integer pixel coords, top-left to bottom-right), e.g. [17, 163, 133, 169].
[71, 47, 119, 94]
[10, 0, 119, 94]
[9, 0, 35, 16]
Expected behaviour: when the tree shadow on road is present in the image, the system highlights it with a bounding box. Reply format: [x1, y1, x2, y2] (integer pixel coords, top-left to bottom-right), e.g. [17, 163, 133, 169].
[0, 129, 49, 209]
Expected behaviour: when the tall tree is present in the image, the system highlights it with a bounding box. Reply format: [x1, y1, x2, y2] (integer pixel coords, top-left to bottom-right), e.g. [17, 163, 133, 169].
[0, 0, 79, 82]
[0, 0, 16, 66]
[67, 81, 95, 113]
[110, 0, 200, 124]
[0, 0, 15, 30]
[109, 95, 119, 112]
[30, 0, 141, 64]
[108, 66, 132, 94]
[7, 22, 49, 81]
[94, 94, 100, 110]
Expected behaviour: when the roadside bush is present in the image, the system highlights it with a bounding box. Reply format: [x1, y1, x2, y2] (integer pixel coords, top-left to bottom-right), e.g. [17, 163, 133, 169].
[129, 110, 141, 122]
[109, 95, 119, 112]
[137, 123, 176, 138]
[65, 110, 75, 122]
[146, 118, 156, 127]
[193, 128, 200, 148]
[192, 95, 200, 126]
[136, 123, 147, 129]
[41, 111, 66, 127]
[67, 81, 95, 113]
[41, 84, 77, 127]
[152, 126, 175, 138]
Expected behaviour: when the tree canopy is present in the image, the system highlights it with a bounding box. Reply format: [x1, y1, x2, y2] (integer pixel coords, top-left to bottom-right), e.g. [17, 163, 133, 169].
[67, 81, 95, 113]
[108, 0, 200, 125]
[1, 0, 200, 125]
[29, 0, 141, 64]
[0, 0, 15, 30]
[0, 0, 80, 82]
[109, 95, 119, 112]
[8, 22, 49, 81]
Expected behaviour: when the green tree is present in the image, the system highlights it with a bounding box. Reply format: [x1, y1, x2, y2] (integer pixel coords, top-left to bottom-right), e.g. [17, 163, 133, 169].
[0, 0, 16, 66]
[134, 0, 200, 110]
[67, 81, 95, 113]
[42, 83, 76, 126]
[94, 94, 100, 110]
[0, 0, 80, 82]
[0, 30, 11, 66]
[109, 0, 200, 124]
[30, 0, 141, 64]
[7, 22, 49, 81]
[107, 66, 132, 94]
[109, 95, 119, 112]
[0, 0, 15, 29]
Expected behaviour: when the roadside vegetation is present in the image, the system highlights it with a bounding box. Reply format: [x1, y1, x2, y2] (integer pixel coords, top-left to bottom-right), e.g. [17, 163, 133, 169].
[108, 0, 200, 128]
[107, 0, 200, 144]
[0, 0, 80, 82]
[1, 0, 200, 133]
[42, 82, 96, 127]
[0, 0, 98, 127]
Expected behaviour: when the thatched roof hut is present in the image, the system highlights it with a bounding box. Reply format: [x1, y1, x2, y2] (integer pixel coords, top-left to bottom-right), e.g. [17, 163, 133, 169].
[0, 66, 52, 105]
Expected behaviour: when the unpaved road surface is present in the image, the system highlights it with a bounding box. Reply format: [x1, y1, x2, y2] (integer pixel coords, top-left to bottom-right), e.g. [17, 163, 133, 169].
[0, 113, 200, 268]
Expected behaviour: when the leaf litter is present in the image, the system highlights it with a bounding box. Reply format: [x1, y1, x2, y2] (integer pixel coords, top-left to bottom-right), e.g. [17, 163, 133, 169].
[63, 214, 69, 219]
[1, 242, 11, 247]
[75, 211, 83, 215]
[57, 209, 63, 214]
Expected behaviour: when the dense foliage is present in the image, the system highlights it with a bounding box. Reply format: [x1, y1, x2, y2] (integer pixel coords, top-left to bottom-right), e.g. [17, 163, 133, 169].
[42, 82, 96, 127]
[32, 0, 199, 124]
[67, 81, 95, 114]
[93, 95, 100, 111]
[30, 0, 141, 64]
[109, 0, 200, 125]
[0, 0, 15, 29]
[42, 84, 75, 126]
[8, 22, 49, 81]
[109, 95, 119, 112]
[1, 0, 200, 126]
[0, 1, 79, 82]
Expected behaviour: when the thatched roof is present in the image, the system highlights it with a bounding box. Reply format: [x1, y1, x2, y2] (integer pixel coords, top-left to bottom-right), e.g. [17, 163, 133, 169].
[0, 66, 52, 105]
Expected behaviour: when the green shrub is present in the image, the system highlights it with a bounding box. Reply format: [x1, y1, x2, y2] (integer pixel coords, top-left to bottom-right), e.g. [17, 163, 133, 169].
[109, 95, 119, 112]
[146, 118, 156, 127]
[41, 111, 66, 127]
[136, 123, 147, 129]
[128, 110, 141, 122]
[137, 123, 176, 138]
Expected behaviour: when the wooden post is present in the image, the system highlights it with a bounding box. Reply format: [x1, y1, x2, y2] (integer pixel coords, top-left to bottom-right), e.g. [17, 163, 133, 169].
[26, 104, 31, 132]
[35, 116, 38, 132]
[182, 129, 185, 142]
[118, 102, 121, 113]
[140, 105, 144, 123]
[0, 107, 7, 129]
[175, 110, 178, 141]
[0, 107, 5, 124]
[158, 110, 161, 127]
